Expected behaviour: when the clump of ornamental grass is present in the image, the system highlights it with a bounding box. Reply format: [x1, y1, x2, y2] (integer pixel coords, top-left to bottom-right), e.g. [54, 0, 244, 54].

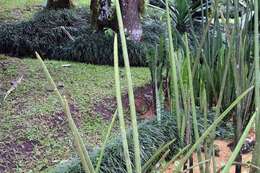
[33, 0, 260, 173]
[43, 110, 233, 173]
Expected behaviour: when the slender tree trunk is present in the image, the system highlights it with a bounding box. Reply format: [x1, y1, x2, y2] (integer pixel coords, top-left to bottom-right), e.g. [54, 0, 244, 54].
[90, 0, 116, 30]
[46, 0, 74, 9]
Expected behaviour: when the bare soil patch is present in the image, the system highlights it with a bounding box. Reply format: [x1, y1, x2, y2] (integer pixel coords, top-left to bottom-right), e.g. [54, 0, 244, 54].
[93, 83, 155, 120]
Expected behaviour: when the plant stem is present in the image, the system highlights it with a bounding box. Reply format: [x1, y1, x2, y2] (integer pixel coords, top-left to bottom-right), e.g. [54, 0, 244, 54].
[95, 110, 117, 173]
[165, 0, 181, 137]
[113, 34, 133, 173]
[185, 34, 204, 173]
[251, 0, 260, 171]
[114, 1, 142, 172]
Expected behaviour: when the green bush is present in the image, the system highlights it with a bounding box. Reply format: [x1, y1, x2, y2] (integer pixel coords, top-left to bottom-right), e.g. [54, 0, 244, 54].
[0, 8, 165, 66]
[44, 111, 233, 173]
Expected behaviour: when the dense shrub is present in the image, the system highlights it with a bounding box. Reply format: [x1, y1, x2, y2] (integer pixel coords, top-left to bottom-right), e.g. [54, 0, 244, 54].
[0, 8, 165, 66]
[45, 111, 233, 173]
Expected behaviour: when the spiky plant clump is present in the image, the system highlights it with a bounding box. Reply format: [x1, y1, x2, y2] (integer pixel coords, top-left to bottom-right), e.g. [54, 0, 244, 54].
[0, 8, 165, 66]
[44, 111, 233, 173]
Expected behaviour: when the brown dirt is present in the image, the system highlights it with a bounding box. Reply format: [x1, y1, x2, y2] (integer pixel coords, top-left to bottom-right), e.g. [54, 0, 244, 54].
[192, 140, 252, 173]
[93, 83, 156, 120]
[0, 57, 83, 172]
[166, 131, 256, 173]
[0, 102, 81, 172]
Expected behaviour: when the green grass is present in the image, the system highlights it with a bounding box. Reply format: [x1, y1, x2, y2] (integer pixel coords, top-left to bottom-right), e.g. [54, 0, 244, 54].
[0, 1, 149, 171]
[0, 0, 39, 22]
[1, 0, 90, 8]
[1, 0, 44, 8]
[0, 0, 90, 22]
[0, 56, 150, 172]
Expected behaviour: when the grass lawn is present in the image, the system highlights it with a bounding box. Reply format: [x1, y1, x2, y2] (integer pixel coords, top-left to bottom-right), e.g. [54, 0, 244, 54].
[1, 0, 90, 8]
[0, 1, 150, 172]
[0, 0, 90, 22]
[0, 55, 150, 172]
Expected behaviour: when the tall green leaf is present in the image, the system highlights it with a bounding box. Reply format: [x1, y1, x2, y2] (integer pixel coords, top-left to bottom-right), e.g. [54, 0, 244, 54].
[251, 0, 260, 171]
[114, 1, 142, 172]
[113, 34, 133, 173]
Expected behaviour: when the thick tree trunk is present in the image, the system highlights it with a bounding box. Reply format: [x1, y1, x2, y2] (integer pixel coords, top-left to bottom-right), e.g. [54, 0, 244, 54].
[46, 0, 74, 9]
[120, 0, 143, 41]
[90, 0, 144, 42]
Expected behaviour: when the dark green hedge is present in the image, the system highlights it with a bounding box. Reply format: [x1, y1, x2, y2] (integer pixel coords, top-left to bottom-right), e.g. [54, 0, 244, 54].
[0, 8, 165, 66]
[43, 111, 233, 173]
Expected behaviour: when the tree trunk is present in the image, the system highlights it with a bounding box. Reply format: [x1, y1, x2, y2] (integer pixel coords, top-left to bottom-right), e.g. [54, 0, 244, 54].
[90, 0, 116, 30]
[90, 0, 144, 42]
[46, 0, 74, 9]
[120, 0, 143, 41]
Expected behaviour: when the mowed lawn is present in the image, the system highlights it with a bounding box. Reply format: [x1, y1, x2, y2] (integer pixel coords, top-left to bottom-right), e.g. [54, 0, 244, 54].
[0, 0, 90, 23]
[0, 55, 150, 172]
[1, 0, 90, 8]
[0, 1, 150, 172]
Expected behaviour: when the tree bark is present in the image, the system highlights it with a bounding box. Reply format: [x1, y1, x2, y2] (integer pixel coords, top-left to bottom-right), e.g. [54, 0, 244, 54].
[120, 0, 144, 41]
[90, 0, 144, 42]
[46, 0, 74, 9]
[90, 0, 116, 30]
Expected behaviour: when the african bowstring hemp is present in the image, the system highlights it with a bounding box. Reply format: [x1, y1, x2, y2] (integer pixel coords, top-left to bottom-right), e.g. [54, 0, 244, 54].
[114, 0, 142, 172]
